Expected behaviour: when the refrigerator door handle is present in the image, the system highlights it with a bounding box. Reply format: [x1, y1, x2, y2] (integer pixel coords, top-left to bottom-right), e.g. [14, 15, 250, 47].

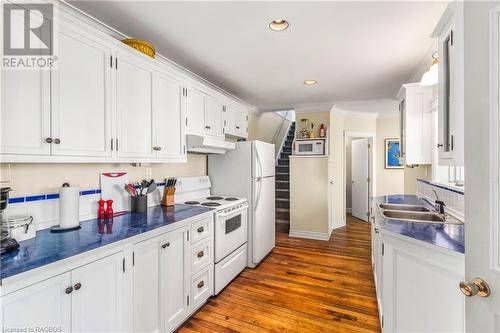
[255, 146, 263, 180]
[254, 177, 262, 211]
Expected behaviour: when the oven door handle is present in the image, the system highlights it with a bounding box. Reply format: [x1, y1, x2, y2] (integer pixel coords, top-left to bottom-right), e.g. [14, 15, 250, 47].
[217, 205, 248, 218]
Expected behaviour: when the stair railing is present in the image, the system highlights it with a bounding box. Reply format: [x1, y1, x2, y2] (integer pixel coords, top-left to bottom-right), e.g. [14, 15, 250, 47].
[274, 111, 294, 165]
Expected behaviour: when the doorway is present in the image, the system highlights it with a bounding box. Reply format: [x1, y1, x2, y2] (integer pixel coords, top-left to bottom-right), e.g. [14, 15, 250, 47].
[344, 132, 375, 222]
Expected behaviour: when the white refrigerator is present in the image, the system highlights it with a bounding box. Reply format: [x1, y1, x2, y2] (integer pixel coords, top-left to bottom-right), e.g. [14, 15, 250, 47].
[208, 140, 275, 268]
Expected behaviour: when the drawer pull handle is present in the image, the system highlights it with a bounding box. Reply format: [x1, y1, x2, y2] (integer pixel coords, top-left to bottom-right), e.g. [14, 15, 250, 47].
[197, 251, 204, 258]
[65, 286, 73, 294]
[74, 283, 82, 290]
[197, 281, 204, 289]
[162, 242, 170, 249]
[197, 226, 204, 233]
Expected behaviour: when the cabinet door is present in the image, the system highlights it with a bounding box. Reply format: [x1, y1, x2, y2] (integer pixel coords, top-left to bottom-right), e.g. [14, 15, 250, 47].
[205, 96, 224, 138]
[133, 235, 162, 333]
[51, 26, 112, 157]
[155, 73, 186, 160]
[116, 52, 155, 158]
[162, 226, 190, 332]
[1, 17, 51, 157]
[222, 104, 235, 135]
[236, 107, 248, 138]
[185, 88, 206, 135]
[71, 252, 124, 333]
[1, 272, 71, 332]
[438, 22, 455, 163]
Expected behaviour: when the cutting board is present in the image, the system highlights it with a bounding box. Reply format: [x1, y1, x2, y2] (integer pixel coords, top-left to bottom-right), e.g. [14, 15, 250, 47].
[100, 172, 129, 212]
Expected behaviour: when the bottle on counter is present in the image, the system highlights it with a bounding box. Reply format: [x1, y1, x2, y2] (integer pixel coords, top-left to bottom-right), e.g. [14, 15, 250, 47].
[319, 124, 326, 138]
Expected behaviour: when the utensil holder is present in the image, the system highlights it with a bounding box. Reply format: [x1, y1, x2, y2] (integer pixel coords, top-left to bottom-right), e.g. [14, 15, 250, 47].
[131, 196, 148, 213]
[161, 188, 176, 207]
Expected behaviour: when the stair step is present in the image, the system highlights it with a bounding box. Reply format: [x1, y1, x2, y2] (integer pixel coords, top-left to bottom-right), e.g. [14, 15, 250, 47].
[276, 173, 289, 181]
[280, 152, 291, 159]
[275, 219, 290, 233]
[276, 180, 289, 189]
[278, 159, 289, 166]
[276, 166, 289, 173]
[276, 209, 290, 219]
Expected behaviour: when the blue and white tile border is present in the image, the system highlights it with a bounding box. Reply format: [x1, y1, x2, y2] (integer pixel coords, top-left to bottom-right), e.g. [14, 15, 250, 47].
[4, 182, 168, 231]
[417, 179, 465, 221]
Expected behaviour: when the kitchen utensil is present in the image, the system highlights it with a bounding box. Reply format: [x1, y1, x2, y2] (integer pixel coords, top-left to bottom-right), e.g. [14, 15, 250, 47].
[124, 184, 136, 197]
[161, 177, 176, 207]
[105, 200, 114, 218]
[100, 172, 129, 212]
[98, 199, 106, 219]
[145, 182, 157, 195]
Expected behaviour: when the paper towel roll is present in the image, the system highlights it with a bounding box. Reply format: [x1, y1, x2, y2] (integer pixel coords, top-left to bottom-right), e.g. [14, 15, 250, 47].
[59, 183, 80, 229]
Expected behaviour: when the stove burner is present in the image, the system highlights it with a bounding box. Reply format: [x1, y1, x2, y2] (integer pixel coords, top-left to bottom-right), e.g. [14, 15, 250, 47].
[207, 196, 223, 200]
[202, 202, 221, 207]
[225, 197, 239, 201]
[185, 201, 200, 205]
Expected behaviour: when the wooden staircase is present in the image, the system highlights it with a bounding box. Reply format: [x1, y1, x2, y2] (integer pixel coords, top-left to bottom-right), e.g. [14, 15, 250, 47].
[275, 122, 295, 233]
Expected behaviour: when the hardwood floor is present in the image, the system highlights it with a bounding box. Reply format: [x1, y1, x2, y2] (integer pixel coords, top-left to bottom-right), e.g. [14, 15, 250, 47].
[179, 215, 380, 333]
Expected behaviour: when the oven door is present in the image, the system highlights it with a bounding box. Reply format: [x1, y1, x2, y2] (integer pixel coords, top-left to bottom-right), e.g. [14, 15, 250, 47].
[215, 205, 248, 263]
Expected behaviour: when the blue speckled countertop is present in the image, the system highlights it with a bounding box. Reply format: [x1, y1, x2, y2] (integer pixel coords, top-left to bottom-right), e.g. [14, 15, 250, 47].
[373, 195, 464, 254]
[0, 204, 213, 280]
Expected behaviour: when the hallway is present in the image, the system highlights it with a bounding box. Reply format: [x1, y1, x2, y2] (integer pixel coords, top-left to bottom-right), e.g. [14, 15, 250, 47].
[179, 216, 381, 332]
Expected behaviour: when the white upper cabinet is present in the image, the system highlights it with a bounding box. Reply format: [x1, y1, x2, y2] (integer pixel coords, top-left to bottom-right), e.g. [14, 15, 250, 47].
[205, 95, 224, 138]
[433, 2, 464, 166]
[397, 83, 433, 165]
[185, 87, 206, 135]
[1, 69, 51, 156]
[51, 25, 112, 157]
[154, 73, 186, 161]
[116, 51, 155, 159]
[224, 103, 248, 138]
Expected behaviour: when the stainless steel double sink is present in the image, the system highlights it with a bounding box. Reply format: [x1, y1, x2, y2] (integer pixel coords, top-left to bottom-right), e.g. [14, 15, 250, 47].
[377, 203, 462, 225]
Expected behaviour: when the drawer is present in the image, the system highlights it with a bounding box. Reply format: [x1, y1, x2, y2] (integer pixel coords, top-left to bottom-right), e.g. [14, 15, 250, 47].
[214, 243, 247, 295]
[191, 265, 213, 308]
[191, 217, 211, 244]
[191, 239, 212, 274]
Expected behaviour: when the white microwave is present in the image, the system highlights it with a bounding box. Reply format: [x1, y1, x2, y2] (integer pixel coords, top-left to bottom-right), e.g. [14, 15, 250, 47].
[294, 139, 325, 155]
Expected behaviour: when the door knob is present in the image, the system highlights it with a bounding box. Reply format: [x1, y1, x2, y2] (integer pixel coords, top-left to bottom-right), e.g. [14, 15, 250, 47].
[54, 138, 61, 144]
[459, 278, 490, 297]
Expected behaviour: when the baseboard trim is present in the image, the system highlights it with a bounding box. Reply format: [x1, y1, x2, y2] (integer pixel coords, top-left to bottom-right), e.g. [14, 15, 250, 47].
[289, 229, 330, 241]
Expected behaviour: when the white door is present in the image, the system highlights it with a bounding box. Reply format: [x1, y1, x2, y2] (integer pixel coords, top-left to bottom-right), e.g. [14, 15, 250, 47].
[133, 235, 162, 333]
[71, 252, 124, 333]
[1, 272, 71, 332]
[162, 226, 189, 332]
[155, 73, 185, 160]
[1, 10, 50, 156]
[205, 95, 224, 138]
[185, 87, 205, 135]
[252, 176, 275, 264]
[116, 52, 155, 158]
[253, 141, 275, 178]
[51, 26, 112, 157]
[351, 138, 369, 221]
[464, 4, 500, 331]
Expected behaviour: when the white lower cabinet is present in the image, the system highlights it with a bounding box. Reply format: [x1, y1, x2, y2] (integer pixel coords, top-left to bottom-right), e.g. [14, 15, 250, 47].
[1, 252, 124, 333]
[1, 272, 72, 332]
[372, 228, 465, 332]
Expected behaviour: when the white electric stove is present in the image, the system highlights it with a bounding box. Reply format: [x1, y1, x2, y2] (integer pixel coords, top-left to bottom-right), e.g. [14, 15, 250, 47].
[175, 176, 248, 295]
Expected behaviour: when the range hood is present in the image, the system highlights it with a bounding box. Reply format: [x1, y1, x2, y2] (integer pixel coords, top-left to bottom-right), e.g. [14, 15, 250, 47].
[186, 134, 236, 154]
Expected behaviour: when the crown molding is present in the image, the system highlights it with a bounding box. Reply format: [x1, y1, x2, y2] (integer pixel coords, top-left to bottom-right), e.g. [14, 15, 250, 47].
[377, 112, 399, 119]
[294, 102, 334, 113]
[332, 109, 379, 119]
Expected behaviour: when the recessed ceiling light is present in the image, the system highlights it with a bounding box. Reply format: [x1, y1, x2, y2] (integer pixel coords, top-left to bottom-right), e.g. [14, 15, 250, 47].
[269, 19, 289, 32]
[304, 80, 317, 85]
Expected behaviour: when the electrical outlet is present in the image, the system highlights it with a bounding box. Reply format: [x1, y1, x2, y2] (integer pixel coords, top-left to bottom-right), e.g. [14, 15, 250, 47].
[145, 168, 152, 179]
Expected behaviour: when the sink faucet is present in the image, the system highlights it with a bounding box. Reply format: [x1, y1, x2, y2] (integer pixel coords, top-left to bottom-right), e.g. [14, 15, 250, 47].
[433, 189, 446, 215]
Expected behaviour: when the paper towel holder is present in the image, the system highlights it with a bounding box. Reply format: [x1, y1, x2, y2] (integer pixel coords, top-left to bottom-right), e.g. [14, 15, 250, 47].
[50, 183, 82, 233]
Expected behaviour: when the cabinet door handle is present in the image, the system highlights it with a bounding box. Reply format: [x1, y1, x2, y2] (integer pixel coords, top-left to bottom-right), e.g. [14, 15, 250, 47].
[74, 282, 82, 290]
[197, 281, 204, 289]
[437, 143, 444, 148]
[197, 251, 204, 258]
[65, 286, 73, 294]
[197, 226, 204, 233]
[162, 242, 170, 249]
[205, 126, 211, 130]
[236, 126, 240, 129]
[157, 146, 161, 151]
[45, 137, 53, 143]
[54, 138, 61, 144]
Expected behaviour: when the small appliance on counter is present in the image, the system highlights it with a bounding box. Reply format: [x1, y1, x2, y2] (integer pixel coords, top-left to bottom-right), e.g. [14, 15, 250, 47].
[1, 187, 34, 254]
[294, 138, 326, 156]
[50, 183, 81, 232]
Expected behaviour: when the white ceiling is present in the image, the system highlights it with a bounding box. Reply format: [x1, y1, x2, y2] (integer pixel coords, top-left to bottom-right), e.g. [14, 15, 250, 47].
[70, 1, 448, 111]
